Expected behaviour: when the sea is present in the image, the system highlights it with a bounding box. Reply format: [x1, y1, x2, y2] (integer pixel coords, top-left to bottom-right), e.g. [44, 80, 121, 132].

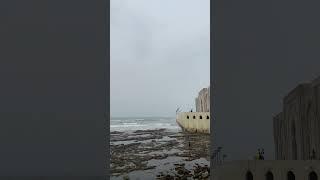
[110, 116, 180, 132]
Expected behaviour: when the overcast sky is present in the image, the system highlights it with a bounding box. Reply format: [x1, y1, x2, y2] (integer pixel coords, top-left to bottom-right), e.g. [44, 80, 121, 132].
[110, 0, 210, 117]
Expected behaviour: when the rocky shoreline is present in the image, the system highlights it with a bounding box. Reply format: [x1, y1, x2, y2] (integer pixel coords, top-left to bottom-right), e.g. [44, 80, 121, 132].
[155, 163, 210, 180]
[110, 129, 210, 179]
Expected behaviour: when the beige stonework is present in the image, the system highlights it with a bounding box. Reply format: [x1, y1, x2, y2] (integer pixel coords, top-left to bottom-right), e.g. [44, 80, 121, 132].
[177, 86, 210, 134]
[273, 76, 320, 160]
[195, 86, 210, 112]
[176, 112, 210, 134]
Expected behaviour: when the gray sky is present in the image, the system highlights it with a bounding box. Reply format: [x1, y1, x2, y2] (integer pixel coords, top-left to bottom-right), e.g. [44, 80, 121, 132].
[111, 0, 210, 117]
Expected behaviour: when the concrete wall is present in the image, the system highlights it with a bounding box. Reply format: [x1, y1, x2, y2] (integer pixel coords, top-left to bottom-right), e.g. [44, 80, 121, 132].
[213, 160, 320, 180]
[176, 112, 210, 134]
[195, 86, 210, 112]
[273, 76, 320, 160]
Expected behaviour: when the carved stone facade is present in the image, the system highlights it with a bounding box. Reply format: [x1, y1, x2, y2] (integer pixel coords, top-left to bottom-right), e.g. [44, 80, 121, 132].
[273, 76, 320, 160]
[195, 86, 210, 112]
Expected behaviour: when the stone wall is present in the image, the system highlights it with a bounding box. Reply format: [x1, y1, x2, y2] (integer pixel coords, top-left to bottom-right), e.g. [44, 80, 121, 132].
[195, 86, 210, 112]
[176, 86, 211, 134]
[176, 112, 210, 134]
[213, 160, 320, 180]
[273, 76, 320, 160]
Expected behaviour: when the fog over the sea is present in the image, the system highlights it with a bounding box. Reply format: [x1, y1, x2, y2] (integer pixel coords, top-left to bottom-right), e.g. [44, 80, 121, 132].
[111, 0, 210, 117]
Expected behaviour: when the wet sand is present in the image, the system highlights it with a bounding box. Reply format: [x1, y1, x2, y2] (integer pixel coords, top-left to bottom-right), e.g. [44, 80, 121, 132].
[110, 129, 210, 179]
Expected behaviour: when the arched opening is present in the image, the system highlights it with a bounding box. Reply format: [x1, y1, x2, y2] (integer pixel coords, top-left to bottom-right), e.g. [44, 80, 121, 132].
[187, 116, 189, 119]
[246, 171, 253, 180]
[200, 115, 202, 119]
[193, 116, 196, 119]
[265, 171, 274, 180]
[206, 115, 209, 119]
[287, 171, 295, 180]
[309, 171, 318, 180]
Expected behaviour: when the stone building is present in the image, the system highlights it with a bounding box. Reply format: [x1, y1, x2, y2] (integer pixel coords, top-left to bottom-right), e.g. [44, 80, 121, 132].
[176, 112, 210, 133]
[213, 160, 320, 180]
[176, 86, 211, 134]
[195, 86, 210, 112]
[273, 76, 320, 160]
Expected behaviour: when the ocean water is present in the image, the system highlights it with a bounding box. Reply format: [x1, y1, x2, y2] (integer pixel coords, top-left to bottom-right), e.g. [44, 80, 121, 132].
[110, 116, 180, 132]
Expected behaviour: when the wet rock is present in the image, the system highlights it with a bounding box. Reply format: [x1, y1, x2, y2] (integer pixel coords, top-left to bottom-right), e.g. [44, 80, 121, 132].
[112, 172, 122, 176]
[202, 171, 209, 178]
[111, 131, 124, 134]
[143, 166, 156, 170]
[111, 129, 210, 178]
[154, 154, 168, 159]
[123, 175, 130, 180]
[128, 162, 136, 169]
